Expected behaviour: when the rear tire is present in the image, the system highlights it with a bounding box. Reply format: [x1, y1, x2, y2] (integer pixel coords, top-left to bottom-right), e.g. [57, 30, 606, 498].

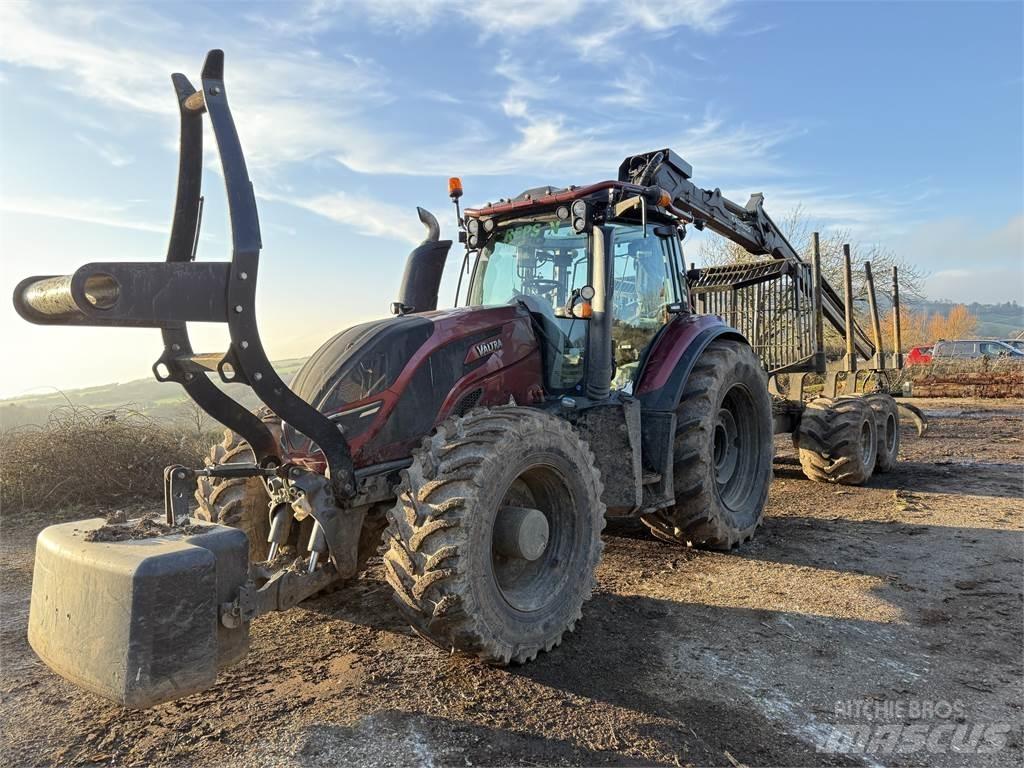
[796, 396, 877, 485]
[640, 339, 773, 550]
[383, 407, 605, 664]
[862, 393, 900, 473]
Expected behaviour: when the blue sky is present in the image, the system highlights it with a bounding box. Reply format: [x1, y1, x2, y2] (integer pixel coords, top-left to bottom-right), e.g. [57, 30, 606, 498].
[0, 0, 1021, 398]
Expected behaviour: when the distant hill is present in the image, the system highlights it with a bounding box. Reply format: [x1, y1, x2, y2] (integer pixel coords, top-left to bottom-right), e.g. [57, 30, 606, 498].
[907, 300, 1024, 339]
[0, 358, 308, 430]
[3, 299, 1021, 430]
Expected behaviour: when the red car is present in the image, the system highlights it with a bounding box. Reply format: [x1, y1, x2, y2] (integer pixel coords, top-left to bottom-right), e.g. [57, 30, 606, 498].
[907, 345, 933, 365]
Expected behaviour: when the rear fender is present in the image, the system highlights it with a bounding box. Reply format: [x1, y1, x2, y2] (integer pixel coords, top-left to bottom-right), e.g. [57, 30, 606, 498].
[634, 314, 747, 510]
[635, 314, 747, 412]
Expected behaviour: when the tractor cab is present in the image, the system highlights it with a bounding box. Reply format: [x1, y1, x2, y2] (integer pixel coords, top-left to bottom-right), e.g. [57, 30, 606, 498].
[463, 186, 689, 398]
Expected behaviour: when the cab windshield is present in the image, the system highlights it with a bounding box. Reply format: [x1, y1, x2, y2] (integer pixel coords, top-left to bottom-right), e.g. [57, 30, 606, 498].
[469, 218, 589, 391]
[467, 215, 685, 393]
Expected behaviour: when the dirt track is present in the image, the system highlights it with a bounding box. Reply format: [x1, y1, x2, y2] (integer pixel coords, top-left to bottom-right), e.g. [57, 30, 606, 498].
[1, 398, 1022, 767]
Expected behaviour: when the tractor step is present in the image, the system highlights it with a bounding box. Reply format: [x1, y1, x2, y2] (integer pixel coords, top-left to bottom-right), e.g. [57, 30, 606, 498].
[641, 471, 662, 485]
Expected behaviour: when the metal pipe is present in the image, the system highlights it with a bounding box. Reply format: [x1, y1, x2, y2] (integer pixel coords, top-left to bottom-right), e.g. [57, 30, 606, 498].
[842, 244, 856, 373]
[863, 261, 884, 363]
[306, 520, 327, 574]
[267, 503, 293, 562]
[585, 225, 613, 400]
[396, 210, 450, 314]
[892, 266, 903, 368]
[15, 275, 79, 320]
[812, 233, 824, 362]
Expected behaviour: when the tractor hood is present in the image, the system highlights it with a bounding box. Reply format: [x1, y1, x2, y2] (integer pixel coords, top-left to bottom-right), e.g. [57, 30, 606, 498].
[289, 314, 434, 419]
[282, 305, 543, 467]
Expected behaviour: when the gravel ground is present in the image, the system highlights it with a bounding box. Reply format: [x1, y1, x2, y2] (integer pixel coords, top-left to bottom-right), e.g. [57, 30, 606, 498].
[1, 397, 1021, 768]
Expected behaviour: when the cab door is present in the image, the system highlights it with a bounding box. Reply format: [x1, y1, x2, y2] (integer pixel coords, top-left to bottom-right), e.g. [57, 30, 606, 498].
[607, 223, 687, 391]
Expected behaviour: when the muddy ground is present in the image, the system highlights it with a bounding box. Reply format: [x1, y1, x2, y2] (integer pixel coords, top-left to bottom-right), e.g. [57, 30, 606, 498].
[1, 397, 1021, 767]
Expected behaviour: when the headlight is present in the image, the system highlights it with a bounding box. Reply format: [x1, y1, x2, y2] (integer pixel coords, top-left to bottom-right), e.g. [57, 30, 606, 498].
[570, 200, 588, 233]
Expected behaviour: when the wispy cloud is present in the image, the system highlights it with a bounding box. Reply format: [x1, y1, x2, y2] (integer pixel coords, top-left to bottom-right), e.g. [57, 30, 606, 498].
[0, 1, 768, 186]
[75, 133, 134, 167]
[309, 0, 602, 38]
[0, 3, 388, 174]
[737, 23, 778, 37]
[423, 90, 463, 105]
[623, 0, 735, 34]
[268, 190, 426, 244]
[600, 58, 675, 110]
[303, 0, 735, 57]
[0, 1, 796, 241]
[461, 0, 585, 36]
[746, 174, 945, 240]
[0, 196, 165, 233]
[572, 0, 735, 61]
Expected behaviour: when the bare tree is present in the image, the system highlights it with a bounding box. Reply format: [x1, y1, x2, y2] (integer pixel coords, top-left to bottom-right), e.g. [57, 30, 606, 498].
[697, 205, 927, 306]
[181, 400, 210, 439]
[695, 206, 929, 359]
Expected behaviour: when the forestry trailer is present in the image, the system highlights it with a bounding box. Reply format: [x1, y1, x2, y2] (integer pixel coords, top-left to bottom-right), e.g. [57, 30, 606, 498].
[13, 51, 908, 708]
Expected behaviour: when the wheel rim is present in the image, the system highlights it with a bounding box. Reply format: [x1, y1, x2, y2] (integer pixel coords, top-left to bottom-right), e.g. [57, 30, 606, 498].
[714, 384, 761, 511]
[713, 409, 740, 487]
[490, 463, 575, 613]
[860, 419, 873, 464]
[884, 412, 897, 454]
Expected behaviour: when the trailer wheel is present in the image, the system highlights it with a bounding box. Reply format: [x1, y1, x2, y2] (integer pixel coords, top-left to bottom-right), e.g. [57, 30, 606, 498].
[640, 339, 773, 550]
[862, 393, 900, 473]
[383, 407, 605, 664]
[796, 396, 877, 484]
[194, 427, 276, 562]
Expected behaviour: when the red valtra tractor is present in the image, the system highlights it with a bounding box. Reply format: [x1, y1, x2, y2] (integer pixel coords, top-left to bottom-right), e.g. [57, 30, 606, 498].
[13, 51, 902, 708]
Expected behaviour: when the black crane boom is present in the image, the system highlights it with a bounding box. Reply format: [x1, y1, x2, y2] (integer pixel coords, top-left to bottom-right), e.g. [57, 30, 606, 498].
[619, 149, 875, 360]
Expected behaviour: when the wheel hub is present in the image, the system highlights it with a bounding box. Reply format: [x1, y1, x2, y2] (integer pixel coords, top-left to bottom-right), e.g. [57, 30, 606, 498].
[493, 506, 549, 561]
[713, 407, 740, 486]
[885, 413, 897, 453]
[861, 420, 873, 464]
[490, 465, 574, 613]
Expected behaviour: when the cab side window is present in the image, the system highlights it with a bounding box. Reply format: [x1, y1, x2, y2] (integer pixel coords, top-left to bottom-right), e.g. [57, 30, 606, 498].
[609, 225, 682, 391]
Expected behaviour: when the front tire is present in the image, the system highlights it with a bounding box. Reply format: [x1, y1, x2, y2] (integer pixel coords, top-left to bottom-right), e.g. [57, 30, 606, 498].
[383, 407, 605, 664]
[194, 427, 275, 562]
[641, 339, 773, 550]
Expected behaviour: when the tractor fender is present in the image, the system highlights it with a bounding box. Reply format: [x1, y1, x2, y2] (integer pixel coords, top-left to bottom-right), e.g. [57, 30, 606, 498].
[633, 314, 748, 511]
[634, 314, 748, 413]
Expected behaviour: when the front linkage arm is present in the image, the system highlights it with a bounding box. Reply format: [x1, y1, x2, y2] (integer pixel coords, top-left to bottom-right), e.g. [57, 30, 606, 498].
[13, 50, 357, 559]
